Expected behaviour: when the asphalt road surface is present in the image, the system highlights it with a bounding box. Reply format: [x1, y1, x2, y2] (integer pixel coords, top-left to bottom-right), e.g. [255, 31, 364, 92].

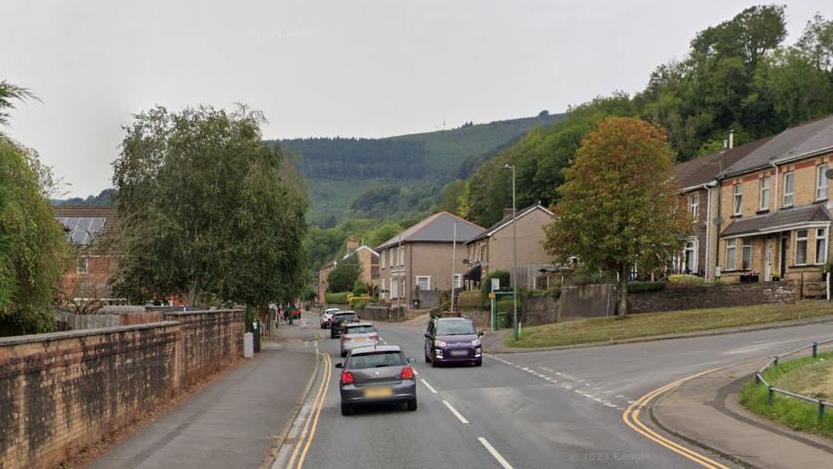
[299, 318, 833, 469]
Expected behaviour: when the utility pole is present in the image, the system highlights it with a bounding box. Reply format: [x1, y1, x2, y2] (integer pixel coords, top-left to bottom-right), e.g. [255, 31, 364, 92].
[451, 221, 457, 313]
[504, 163, 519, 340]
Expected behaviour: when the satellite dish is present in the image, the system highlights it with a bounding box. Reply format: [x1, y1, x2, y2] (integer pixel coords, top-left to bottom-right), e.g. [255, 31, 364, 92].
[826, 168, 833, 179]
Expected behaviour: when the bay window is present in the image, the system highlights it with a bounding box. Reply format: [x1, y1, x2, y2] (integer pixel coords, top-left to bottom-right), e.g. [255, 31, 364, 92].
[816, 228, 828, 265]
[726, 239, 737, 270]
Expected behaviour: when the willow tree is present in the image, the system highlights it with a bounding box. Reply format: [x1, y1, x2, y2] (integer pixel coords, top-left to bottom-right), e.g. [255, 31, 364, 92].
[545, 117, 689, 316]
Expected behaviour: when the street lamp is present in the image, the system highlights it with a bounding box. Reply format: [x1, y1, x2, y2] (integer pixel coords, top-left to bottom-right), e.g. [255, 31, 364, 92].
[503, 163, 519, 340]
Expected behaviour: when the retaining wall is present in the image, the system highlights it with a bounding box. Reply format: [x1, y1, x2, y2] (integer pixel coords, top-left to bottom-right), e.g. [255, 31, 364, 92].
[628, 282, 795, 314]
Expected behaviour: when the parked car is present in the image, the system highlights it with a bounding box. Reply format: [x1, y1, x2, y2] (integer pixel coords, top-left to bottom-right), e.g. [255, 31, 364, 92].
[321, 307, 340, 329]
[424, 317, 483, 367]
[335, 345, 417, 415]
[330, 311, 359, 338]
[340, 322, 380, 357]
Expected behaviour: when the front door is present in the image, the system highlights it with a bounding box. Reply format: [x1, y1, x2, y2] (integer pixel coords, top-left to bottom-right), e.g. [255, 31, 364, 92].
[780, 234, 788, 279]
[765, 238, 774, 281]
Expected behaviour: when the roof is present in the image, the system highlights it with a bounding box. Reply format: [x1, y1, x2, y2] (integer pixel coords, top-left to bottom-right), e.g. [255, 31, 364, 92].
[722, 115, 833, 178]
[53, 205, 119, 246]
[377, 211, 485, 250]
[675, 137, 771, 190]
[721, 204, 832, 238]
[342, 245, 379, 260]
[465, 204, 553, 245]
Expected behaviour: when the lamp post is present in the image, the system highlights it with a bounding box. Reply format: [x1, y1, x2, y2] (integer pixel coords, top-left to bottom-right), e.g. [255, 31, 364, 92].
[503, 163, 519, 340]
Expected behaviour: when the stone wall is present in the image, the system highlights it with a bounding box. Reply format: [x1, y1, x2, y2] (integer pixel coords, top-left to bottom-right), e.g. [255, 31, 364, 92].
[559, 284, 616, 320]
[628, 282, 795, 314]
[57, 310, 163, 330]
[0, 309, 244, 469]
[523, 295, 557, 326]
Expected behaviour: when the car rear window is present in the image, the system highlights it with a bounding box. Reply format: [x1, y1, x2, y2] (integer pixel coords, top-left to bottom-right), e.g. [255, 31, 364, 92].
[335, 313, 357, 321]
[347, 325, 375, 334]
[348, 351, 404, 369]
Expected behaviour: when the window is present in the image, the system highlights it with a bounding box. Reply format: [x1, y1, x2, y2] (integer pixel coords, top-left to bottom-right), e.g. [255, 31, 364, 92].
[390, 276, 399, 298]
[759, 177, 770, 210]
[388, 248, 393, 267]
[684, 240, 697, 274]
[398, 246, 404, 266]
[726, 239, 737, 270]
[817, 165, 829, 201]
[795, 229, 808, 265]
[816, 228, 828, 264]
[381, 279, 387, 299]
[380, 250, 385, 268]
[77, 257, 89, 274]
[742, 240, 752, 270]
[689, 193, 699, 220]
[454, 273, 463, 289]
[732, 184, 743, 215]
[784, 172, 795, 207]
[416, 275, 431, 290]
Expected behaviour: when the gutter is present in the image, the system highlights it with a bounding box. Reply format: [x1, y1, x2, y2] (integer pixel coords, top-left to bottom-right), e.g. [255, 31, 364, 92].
[772, 145, 833, 166]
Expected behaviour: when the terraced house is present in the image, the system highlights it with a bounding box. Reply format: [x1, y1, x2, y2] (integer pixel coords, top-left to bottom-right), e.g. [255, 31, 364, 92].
[717, 115, 833, 284]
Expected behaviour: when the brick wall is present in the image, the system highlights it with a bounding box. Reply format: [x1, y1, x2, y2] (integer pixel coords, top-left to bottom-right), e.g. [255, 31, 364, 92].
[628, 282, 795, 313]
[0, 309, 243, 469]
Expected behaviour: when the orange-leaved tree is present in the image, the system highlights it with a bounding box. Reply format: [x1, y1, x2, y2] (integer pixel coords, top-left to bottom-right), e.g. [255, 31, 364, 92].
[544, 117, 689, 316]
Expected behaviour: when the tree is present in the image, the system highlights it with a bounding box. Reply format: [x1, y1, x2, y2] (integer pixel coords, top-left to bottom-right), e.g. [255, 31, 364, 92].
[0, 137, 69, 335]
[544, 117, 689, 316]
[0, 80, 38, 128]
[112, 105, 307, 309]
[327, 256, 360, 293]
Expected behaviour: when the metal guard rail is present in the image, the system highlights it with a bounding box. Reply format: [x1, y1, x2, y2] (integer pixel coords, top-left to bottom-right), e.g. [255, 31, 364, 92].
[754, 338, 833, 420]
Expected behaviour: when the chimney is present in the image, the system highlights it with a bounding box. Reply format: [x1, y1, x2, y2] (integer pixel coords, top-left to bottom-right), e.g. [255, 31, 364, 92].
[345, 238, 359, 252]
[729, 130, 734, 149]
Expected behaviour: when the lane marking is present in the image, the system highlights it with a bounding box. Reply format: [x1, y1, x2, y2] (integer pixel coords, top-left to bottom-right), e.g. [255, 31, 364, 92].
[285, 351, 326, 469]
[478, 437, 514, 469]
[296, 352, 332, 469]
[442, 400, 469, 424]
[420, 378, 438, 394]
[623, 368, 729, 469]
[289, 352, 332, 469]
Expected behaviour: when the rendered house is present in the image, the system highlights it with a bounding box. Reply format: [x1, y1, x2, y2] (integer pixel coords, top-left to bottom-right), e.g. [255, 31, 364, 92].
[317, 239, 379, 301]
[717, 115, 833, 283]
[377, 212, 484, 308]
[463, 204, 554, 289]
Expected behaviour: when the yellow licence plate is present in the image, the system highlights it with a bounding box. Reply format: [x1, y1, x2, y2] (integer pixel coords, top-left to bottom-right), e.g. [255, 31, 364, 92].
[364, 387, 393, 398]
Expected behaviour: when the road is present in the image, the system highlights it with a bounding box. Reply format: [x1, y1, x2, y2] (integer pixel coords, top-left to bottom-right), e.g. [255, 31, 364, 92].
[296, 318, 833, 469]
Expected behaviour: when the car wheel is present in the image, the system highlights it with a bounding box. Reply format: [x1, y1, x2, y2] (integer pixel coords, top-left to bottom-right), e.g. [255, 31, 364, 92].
[340, 403, 353, 416]
[430, 358, 438, 368]
[474, 359, 482, 367]
[406, 398, 417, 411]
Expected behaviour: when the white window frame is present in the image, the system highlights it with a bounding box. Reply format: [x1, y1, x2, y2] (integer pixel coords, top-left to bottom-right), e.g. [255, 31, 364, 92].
[726, 239, 737, 271]
[689, 193, 699, 220]
[684, 239, 697, 274]
[795, 229, 809, 266]
[784, 172, 795, 207]
[742, 240, 752, 270]
[381, 279, 387, 299]
[453, 273, 463, 289]
[759, 176, 770, 211]
[817, 164, 829, 201]
[416, 275, 431, 291]
[380, 250, 386, 269]
[732, 184, 743, 216]
[398, 246, 404, 266]
[816, 228, 828, 265]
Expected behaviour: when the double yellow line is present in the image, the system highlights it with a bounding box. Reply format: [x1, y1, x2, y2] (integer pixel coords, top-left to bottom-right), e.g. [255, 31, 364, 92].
[622, 369, 729, 469]
[286, 351, 332, 469]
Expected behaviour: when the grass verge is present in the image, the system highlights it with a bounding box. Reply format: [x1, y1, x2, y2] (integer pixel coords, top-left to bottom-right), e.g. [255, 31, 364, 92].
[740, 352, 833, 438]
[506, 301, 833, 348]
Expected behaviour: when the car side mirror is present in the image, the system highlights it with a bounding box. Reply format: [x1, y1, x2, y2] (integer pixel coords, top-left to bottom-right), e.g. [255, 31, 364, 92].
[407, 357, 415, 364]
[335, 362, 343, 368]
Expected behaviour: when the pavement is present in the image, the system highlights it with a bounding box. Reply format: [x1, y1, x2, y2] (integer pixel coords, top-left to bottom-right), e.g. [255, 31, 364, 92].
[652, 358, 833, 468]
[88, 316, 318, 469]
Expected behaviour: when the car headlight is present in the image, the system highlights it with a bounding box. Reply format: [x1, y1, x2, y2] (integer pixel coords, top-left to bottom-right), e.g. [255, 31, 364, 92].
[434, 340, 447, 348]
[471, 339, 481, 347]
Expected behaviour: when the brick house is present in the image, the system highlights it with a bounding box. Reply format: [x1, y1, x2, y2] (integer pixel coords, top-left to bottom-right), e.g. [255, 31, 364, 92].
[377, 212, 484, 309]
[463, 204, 554, 289]
[717, 115, 833, 283]
[673, 137, 770, 279]
[317, 238, 379, 301]
[53, 206, 121, 309]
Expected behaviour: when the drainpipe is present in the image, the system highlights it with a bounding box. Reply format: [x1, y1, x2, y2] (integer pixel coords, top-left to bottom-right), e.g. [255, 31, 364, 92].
[702, 182, 713, 281]
[771, 163, 779, 211]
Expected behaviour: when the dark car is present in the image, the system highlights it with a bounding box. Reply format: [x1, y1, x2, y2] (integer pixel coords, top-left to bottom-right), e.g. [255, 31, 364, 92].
[336, 345, 417, 415]
[424, 317, 483, 367]
[330, 311, 359, 338]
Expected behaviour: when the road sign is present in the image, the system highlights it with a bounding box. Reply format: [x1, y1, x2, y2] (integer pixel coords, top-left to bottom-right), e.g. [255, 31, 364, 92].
[488, 292, 496, 300]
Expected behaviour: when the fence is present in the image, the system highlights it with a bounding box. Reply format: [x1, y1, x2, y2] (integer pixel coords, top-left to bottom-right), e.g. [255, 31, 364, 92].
[753, 338, 833, 421]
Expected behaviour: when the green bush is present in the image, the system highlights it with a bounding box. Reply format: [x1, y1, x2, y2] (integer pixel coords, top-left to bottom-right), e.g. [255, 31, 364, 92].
[668, 274, 705, 286]
[481, 270, 511, 303]
[627, 281, 667, 293]
[349, 295, 371, 307]
[352, 281, 369, 296]
[325, 292, 350, 304]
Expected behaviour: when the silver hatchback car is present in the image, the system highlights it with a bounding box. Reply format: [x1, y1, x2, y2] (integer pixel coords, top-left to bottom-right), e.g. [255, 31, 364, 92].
[339, 322, 380, 357]
[335, 345, 417, 415]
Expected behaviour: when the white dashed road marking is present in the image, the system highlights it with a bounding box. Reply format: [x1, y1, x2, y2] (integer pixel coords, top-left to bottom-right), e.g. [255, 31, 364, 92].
[478, 437, 514, 469]
[420, 378, 438, 394]
[442, 400, 470, 424]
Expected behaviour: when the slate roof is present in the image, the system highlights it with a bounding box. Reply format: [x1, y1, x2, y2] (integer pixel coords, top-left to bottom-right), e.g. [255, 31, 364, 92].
[53, 206, 119, 246]
[465, 204, 553, 245]
[721, 204, 833, 237]
[675, 137, 771, 190]
[376, 212, 485, 250]
[721, 114, 833, 178]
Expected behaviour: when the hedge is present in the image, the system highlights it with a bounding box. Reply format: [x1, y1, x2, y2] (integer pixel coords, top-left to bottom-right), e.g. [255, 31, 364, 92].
[349, 295, 372, 307]
[627, 281, 667, 293]
[325, 292, 351, 304]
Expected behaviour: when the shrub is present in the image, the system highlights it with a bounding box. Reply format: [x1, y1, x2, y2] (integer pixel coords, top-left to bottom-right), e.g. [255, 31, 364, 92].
[349, 295, 372, 308]
[352, 281, 369, 296]
[668, 274, 705, 286]
[481, 270, 511, 303]
[325, 292, 350, 304]
[627, 281, 667, 293]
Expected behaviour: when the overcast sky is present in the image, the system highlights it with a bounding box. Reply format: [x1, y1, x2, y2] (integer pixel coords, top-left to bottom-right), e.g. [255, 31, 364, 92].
[2, 1, 829, 197]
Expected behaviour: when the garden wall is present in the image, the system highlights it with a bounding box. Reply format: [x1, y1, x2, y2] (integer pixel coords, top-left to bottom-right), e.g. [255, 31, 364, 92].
[628, 281, 795, 313]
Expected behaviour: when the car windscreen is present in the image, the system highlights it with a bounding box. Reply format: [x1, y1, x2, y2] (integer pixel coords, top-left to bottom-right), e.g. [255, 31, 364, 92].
[346, 325, 375, 334]
[348, 351, 404, 369]
[435, 320, 476, 336]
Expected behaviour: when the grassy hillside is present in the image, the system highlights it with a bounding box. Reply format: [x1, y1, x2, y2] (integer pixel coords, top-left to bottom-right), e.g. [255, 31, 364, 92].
[275, 112, 564, 225]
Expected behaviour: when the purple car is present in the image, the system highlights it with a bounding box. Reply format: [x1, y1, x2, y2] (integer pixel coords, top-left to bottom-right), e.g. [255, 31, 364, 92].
[424, 317, 483, 367]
